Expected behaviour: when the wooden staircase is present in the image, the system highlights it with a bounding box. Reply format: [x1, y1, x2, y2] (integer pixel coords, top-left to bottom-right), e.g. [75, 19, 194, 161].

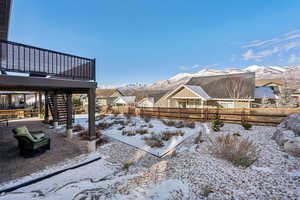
[47, 94, 68, 125]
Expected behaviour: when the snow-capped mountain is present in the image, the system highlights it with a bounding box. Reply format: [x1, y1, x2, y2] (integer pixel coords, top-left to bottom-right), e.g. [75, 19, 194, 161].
[147, 65, 300, 90]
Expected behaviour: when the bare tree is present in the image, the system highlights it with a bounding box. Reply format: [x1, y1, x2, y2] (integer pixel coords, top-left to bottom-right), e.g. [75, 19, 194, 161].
[225, 76, 252, 99]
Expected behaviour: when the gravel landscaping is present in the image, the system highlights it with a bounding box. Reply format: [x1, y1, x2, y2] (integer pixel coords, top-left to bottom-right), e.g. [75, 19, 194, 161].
[1, 119, 300, 199]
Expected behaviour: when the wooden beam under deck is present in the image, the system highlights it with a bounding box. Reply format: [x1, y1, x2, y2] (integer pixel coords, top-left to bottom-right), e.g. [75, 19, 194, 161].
[0, 75, 96, 93]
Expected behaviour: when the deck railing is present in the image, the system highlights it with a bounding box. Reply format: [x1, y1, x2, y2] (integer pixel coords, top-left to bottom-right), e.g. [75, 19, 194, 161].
[0, 40, 95, 81]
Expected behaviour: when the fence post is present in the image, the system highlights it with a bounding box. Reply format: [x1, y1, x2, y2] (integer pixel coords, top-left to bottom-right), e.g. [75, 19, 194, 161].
[157, 107, 160, 118]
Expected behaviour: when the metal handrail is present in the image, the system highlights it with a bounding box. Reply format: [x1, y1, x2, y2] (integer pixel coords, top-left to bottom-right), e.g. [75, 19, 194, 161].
[0, 40, 96, 81]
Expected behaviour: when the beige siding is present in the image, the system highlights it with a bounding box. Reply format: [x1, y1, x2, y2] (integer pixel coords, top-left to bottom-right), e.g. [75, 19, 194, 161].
[171, 87, 198, 98]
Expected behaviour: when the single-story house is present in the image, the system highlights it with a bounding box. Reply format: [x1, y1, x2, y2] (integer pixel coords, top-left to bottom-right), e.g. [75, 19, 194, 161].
[291, 89, 300, 107]
[96, 89, 123, 106]
[113, 96, 136, 106]
[252, 86, 279, 107]
[155, 72, 255, 108]
[136, 90, 167, 107]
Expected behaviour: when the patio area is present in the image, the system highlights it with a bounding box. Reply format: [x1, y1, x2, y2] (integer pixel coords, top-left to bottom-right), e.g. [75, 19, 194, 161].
[0, 118, 88, 184]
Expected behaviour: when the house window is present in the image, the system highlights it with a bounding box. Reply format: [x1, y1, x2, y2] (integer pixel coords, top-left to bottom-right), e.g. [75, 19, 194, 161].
[187, 99, 201, 108]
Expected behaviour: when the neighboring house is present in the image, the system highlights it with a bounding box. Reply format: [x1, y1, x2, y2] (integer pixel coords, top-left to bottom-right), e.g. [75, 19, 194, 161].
[291, 89, 300, 107]
[113, 96, 136, 106]
[155, 72, 255, 108]
[0, 91, 40, 109]
[136, 90, 167, 107]
[252, 86, 278, 108]
[256, 79, 283, 94]
[96, 89, 123, 106]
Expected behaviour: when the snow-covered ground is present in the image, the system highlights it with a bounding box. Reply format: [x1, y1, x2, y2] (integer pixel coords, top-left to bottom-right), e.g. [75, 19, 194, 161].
[1, 118, 300, 200]
[95, 114, 203, 157]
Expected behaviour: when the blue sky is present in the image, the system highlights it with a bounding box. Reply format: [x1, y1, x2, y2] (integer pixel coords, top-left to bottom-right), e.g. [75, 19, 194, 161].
[9, 0, 300, 86]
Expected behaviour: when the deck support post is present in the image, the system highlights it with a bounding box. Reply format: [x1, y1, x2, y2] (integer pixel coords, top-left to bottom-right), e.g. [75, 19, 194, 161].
[44, 91, 49, 123]
[88, 88, 96, 140]
[66, 92, 73, 139]
[38, 92, 42, 118]
[52, 92, 59, 128]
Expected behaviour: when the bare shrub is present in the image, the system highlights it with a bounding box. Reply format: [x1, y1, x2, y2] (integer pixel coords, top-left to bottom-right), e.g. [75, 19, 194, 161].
[202, 185, 214, 197]
[194, 131, 204, 144]
[73, 124, 84, 132]
[162, 119, 177, 127]
[208, 134, 260, 168]
[95, 114, 106, 121]
[122, 130, 136, 136]
[184, 121, 195, 129]
[97, 122, 112, 130]
[148, 123, 154, 128]
[241, 122, 252, 130]
[122, 160, 134, 170]
[161, 131, 173, 141]
[175, 130, 185, 136]
[233, 132, 241, 137]
[175, 121, 184, 128]
[135, 129, 148, 135]
[124, 113, 132, 120]
[161, 130, 185, 141]
[142, 116, 151, 123]
[143, 134, 164, 148]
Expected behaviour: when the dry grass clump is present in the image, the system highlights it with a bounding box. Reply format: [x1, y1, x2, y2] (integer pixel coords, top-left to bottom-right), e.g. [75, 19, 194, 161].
[97, 122, 112, 130]
[241, 122, 252, 130]
[95, 114, 106, 121]
[73, 124, 84, 132]
[202, 185, 214, 197]
[175, 130, 185, 136]
[161, 130, 185, 141]
[184, 121, 195, 129]
[208, 134, 260, 168]
[143, 134, 164, 148]
[161, 131, 173, 141]
[122, 130, 136, 136]
[135, 129, 148, 135]
[194, 131, 204, 144]
[175, 121, 184, 128]
[142, 116, 152, 123]
[162, 119, 177, 127]
[122, 160, 134, 169]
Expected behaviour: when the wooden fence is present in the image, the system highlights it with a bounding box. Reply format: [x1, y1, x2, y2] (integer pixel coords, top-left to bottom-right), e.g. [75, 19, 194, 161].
[0, 108, 40, 120]
[107, 106, 300, 126]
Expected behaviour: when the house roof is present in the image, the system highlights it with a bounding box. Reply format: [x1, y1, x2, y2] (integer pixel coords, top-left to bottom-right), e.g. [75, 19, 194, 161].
[166, 84, 211, 100]
[254, 87, 277, 99]
[186, 72, 255, 99]
[133, 90, 168, 103]
[114, 96, 136, 104]
[256, 79, 284, 87]
[96, 89, 122, 97]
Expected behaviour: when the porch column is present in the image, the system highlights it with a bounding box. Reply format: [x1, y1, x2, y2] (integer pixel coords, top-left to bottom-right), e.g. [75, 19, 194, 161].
[38, 92, 42, 118]
[88, 88, 96, 140]
[66, 92, 73, 139]
[87, 88, 96, 152]
[7, 94, 12, 108]
[44, 91, 49, 123]
[23, 94, 26, 105]
[52, 92, 59, 128]
[34, 93, 38, 108]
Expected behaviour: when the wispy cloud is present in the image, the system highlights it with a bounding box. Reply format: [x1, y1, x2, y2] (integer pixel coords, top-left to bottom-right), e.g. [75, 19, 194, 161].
[178, 64, 201, 71]
[288, 54, 300, 63]
[240, 29, 300, 62]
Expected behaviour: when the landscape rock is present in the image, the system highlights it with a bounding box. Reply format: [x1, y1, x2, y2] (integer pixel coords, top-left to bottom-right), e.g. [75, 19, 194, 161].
[272, 114, 300, 148]
[284, 137, 300, 157]
[272, 129, 295, 146]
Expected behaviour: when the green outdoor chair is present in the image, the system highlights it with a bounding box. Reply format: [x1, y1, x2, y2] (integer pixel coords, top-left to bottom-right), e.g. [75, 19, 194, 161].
[13, 126, 50, 157]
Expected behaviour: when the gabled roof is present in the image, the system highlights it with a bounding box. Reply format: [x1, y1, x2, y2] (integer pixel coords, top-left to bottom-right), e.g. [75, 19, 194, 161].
[165, 84, 211, 100]
[96, 89, 123, 97]
[255, 87, 277, 99]
[186, 72, 255, 99]
[114, 96, 136, 104]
